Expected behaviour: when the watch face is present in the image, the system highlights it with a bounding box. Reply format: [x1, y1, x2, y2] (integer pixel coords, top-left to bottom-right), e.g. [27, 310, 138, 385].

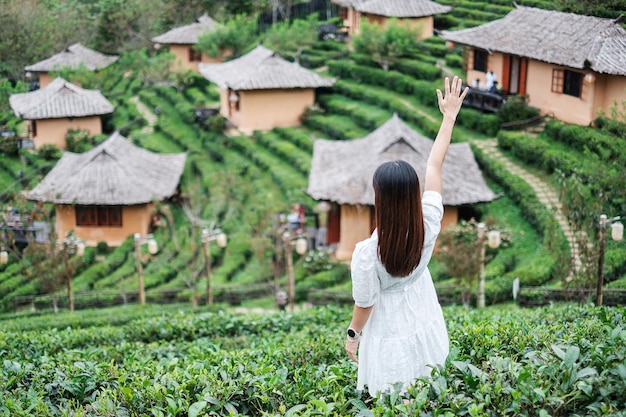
[347, 329, 357, 338]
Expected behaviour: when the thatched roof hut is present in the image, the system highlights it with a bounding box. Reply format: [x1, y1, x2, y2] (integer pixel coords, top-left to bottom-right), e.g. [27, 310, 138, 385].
[354, 0, 451, 18]
[25, 43, 118, 72]
[198, 45, 336, 90]
[152, 14, 221, 45]
[9, 77, 113, 120]
[24, 132, 187, 205]
[307, 114, 498, 206]
[332, 0, 450, 17]
[441, 6, 626, 76]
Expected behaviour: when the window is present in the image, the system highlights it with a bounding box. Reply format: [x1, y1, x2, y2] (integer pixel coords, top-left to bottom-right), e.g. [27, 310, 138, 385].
[473, 49, 488, 72]
[76, 206, 122, 227]
[31, 120, 37, 138]
[552, 68, 583, 97]
[189, 48, 202, 62]
[338, 6, 348, 20]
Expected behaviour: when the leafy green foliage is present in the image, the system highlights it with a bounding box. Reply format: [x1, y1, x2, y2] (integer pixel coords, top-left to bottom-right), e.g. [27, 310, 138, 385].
[196, 14, 259, 59]
[352, 19, 420, 71]
[262, 15, 319, 63]
[0, 304, 625, 415]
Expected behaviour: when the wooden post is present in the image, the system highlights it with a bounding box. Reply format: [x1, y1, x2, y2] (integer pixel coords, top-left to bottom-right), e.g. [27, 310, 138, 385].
[204, 238, 213, 306]
[596, 215, 607, 307]
[134, 234, 146, 306]
[284, 234, 295, 311]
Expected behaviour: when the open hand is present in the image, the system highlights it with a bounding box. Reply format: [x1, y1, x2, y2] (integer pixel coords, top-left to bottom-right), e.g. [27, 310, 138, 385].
[346, 339, 359, 363]
[436, 76, 469, 120]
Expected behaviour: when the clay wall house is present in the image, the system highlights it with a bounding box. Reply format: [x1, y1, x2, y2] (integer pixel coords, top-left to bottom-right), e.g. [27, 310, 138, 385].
[332, 0, 451, 39]
[198, 45, 335, 132]
[24, 43, 118, 88]
[151, 14, 225, 73]
[441, 6, 626, 126]
[9, 78, 114, 149]
[307, 114, 498, 261]
[23, 132, 186, 247]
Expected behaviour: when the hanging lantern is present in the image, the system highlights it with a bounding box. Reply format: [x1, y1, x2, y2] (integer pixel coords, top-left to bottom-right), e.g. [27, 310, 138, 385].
[0, 250, 8, 265]
[216, 232, 228, 248]
[487, 230, 502, 249]
[612, 221, 624, 242]
[584, 73, 596, 84]
[148, 238, 159, 255]
[295, 237, 308, 255]
[76, 242, 85, 257]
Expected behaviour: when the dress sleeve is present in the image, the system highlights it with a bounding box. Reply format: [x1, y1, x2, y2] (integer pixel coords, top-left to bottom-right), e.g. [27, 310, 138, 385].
[351, 239, 379, 308]
[422, 191, 444, 245]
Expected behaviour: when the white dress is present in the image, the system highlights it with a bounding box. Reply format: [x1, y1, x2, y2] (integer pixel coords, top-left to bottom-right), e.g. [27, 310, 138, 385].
[351, 191, 449, 397]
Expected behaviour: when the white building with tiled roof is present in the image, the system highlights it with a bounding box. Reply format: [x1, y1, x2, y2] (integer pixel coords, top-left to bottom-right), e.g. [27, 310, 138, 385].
[332, 0, 451, 38]
[198, 45, 336, 131]
[25, 43, 118, 88]
[24, 132, 187, 246]
[441, 6, 626, 125]
[152, 14, 224, 72]
[307, 114, 498, 259]
[9, 78, 114, 149]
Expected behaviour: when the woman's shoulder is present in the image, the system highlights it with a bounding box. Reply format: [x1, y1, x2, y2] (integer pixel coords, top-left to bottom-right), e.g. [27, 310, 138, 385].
[352, 232, 378, 266]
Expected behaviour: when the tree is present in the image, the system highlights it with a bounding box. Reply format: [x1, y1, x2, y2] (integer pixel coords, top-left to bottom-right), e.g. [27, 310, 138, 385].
[0, 0, 92, 80]
[556, 170, 605, 290]
[196, 14, 259, 59]
[352, 19, 420, 71]
[555, 0, 626, 18]
[262, 15, 319, 63]
[436, 220, 483, 308]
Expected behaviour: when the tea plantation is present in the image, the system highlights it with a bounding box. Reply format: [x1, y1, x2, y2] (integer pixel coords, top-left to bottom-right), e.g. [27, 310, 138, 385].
[1, 303, 624, 416]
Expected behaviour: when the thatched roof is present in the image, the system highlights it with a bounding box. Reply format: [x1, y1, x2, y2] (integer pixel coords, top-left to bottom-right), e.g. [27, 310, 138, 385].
[24, 132, 187, 206]
[152, 14, 221, 45]
[198, 45, 336, 90]
[332, 0, 450, 17]
[9, 77, 114, 120]
[25, 43, 118, 72]
[307, 114, 498, 206]
[441, 6, 626, 76]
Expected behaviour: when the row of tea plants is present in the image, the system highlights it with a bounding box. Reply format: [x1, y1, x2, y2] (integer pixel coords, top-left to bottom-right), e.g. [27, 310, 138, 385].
[1, 303, 624, 416]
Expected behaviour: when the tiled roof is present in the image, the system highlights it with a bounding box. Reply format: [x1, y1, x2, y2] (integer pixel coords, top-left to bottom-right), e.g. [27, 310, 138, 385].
[198, 45, 336, 90]
[441, 6, 626, 75]
[307, 114, 498, 206]
[24, 132, 187, 205]
[152, 14, 221, 45]
[356, 0, 451, 18]
[25, 43, 118, 72]
[9, 77, 114, 120]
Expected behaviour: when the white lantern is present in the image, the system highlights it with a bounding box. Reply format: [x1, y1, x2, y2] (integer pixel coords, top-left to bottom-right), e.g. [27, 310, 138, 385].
[317, 201, 331, 213]
[0, 250, 8, 265]
[487, 230, 502, 249]
[611, 221, 624, 242]
[148, 238, 159, 255]
[216, 232, 228, 248]
[76, 242, 85, 257]
[295, 237, 308, 255]
[477, 222, 486, 239]
[584, 73, 596, 84]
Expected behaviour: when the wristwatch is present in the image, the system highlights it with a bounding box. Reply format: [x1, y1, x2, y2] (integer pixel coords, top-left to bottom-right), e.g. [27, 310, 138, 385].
[347, 327, 362, 341]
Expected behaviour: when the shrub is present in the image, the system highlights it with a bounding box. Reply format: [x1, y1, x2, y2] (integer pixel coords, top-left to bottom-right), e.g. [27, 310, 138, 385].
[65, 129, 92, 153]
[36, 144, 61, 160]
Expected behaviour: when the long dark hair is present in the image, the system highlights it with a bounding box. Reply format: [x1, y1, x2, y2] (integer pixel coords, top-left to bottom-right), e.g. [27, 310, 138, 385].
[373, 160, 424, 277]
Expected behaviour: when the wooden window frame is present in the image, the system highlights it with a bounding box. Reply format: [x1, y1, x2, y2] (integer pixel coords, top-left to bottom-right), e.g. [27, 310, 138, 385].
[76, 206, 123, 227]
[473, 49, 488, 72]
[189, 48, 202, 62]
[552, 68, 583, 97]
[563, 70, 583, 97]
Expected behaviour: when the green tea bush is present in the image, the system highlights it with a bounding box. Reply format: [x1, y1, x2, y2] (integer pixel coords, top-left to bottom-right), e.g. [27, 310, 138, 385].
[1, 304, 625, 415]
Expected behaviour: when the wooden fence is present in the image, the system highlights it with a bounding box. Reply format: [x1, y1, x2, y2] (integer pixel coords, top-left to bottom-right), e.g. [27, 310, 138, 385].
[516, 287, 626, 307]
[11, 283, 275, 313]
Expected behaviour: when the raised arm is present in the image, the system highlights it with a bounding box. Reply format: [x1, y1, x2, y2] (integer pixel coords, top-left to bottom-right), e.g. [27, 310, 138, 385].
[424, 76, 469, 193]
